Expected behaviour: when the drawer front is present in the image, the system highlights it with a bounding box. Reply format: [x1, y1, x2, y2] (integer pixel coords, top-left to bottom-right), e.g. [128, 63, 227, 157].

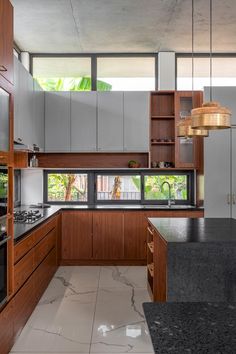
[14, 234, 34, 264]
[34, 247, 57, 302]
[33, 216, 57, 246]
[0, 301, 14, 354]
[34, 228, 56, 268]
[14, 249, 34, 292]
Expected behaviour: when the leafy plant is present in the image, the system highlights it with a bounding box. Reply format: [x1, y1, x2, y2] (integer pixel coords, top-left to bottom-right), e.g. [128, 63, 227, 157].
[36, 77, 112, 91]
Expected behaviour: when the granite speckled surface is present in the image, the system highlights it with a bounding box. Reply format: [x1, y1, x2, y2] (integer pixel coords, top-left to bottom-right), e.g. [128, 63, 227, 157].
[148, 217, 236, 243]
[143, 302, 236, 353]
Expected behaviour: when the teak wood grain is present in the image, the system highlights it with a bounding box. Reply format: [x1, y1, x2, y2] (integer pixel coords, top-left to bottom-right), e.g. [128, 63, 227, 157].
[0, 301, 14, 354]
[14, 249, 34, 293]
[124, 212, 147, 260]
[61, 211, 93, 260]
[153, 230, 167, 302]
[93, 212, 124, 259]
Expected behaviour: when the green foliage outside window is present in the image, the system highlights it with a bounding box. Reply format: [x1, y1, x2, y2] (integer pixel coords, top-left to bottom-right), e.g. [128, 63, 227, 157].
[0, 173, 8, 199]
[36, 77, 112, 91]
[48, 174, 87, 202]
[144, 175, 187, 200]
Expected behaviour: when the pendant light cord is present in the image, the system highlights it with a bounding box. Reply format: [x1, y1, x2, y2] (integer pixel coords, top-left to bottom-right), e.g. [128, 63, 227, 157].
[210, 0, 213, 101]
[192, 0, 194, 96]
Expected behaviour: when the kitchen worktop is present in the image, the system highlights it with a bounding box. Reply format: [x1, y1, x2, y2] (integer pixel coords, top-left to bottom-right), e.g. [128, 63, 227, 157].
[14, 204, 203, 243]
[143, 302, 236, 353]
[148, 217, 236, 243]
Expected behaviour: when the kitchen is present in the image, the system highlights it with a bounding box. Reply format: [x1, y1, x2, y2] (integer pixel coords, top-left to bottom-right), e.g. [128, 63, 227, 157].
[0, 0, 236, 353]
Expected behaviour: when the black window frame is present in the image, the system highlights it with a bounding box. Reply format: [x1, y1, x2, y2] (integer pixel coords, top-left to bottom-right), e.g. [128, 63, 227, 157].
[141, 171, 194, 205]
[43, 170, 94, 205]
[43, 169, 194, 206]
[94, 171, 142, 205]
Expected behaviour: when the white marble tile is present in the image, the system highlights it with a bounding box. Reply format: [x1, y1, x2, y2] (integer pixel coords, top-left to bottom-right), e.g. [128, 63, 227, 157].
[99, 266, 147, 289]
[55, 265, 101, 289]
[91, 288, 153, 353]
[11, 274, 97, 353]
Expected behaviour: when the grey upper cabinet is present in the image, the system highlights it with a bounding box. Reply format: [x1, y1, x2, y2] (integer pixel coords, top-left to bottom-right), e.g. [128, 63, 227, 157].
[45, 92, 70, 152]
[232, 128, 236, 219]
[33, 80, 45, 150]
[204, 87, 235, 218]
[71, 92, 97, 152]
[124, 92, 149, 151]
[97, 92, 124, 151]
[204, 129, 231, 217]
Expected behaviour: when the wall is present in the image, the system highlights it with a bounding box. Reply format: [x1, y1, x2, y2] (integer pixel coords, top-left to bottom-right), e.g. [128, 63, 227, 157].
[21, 169, 44, 205]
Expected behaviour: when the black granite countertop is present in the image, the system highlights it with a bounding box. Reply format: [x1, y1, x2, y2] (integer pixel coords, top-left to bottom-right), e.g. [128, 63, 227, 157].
[143, 302, 236, 353]
[148, 217, 236, 243]
[14, 204, 203, 243]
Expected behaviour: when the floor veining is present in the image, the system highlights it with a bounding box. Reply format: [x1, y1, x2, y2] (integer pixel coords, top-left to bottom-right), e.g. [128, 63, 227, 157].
[10, 266, 154, 354]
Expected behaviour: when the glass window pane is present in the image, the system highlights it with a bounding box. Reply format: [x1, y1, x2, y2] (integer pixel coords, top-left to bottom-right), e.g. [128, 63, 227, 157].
[177, 57, 236, 90]
[47, 173, 87, 202]
[97, 175, 141, 201]
[144, 175, 188, 201]
[33, 57, 91, 91]
[97, 57, 155, 91]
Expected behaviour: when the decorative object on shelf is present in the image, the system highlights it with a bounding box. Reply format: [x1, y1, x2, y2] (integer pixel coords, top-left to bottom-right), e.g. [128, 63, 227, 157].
[29, 154, 38, 167]
[151, 161, 158, 168]
[191, 0, 231, 130]
[177, 0, 209, 138]
[128, 160, 141, 168]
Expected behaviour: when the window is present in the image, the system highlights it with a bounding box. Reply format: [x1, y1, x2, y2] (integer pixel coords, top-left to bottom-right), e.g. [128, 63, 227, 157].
[44, 172, 88, 203]
[177, 56, 236, 90]
[96, 174, 141, 202]
[143, 173, 192, 204]
[33, 57, 92, 91]
[97, 57, 155, 91]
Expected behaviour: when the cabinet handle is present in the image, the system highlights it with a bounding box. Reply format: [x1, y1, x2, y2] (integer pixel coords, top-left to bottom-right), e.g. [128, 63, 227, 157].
[233, 194, 236, 205]
[17, 138, 22, 142]
[227, 194, 231, 205]
[0, 65, 7, 72]
[147, 226, 154, 236]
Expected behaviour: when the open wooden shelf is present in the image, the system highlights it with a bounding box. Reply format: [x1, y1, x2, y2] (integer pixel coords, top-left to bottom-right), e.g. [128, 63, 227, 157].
[151, 115, 175, 119]
[147, 242, 154, 254]
[151, 142, 175, 145]
[147, 263, 154, 278]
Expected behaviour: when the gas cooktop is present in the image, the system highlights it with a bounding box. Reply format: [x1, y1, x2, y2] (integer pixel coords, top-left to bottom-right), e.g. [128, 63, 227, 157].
[14, 209, 43, 224]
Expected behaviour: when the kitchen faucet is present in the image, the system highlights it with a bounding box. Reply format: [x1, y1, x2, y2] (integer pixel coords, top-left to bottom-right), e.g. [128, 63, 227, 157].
[161, 181, 175, 207]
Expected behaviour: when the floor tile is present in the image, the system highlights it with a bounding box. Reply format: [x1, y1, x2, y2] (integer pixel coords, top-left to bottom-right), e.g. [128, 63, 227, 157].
[99, 266, 147, 289]
[91, 288, 153, 353]
[56, 265, 101, 289]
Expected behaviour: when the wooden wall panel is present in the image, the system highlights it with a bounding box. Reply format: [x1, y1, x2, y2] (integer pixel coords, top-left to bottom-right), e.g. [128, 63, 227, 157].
[124, 212, 147, 260]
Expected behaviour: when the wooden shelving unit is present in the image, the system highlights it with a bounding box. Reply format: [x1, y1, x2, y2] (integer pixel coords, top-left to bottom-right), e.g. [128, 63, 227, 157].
[147, 225, 154, 299]
[150, 92, 175, 168]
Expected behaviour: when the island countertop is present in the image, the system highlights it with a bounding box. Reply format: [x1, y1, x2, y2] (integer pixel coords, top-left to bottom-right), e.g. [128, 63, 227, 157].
[148, 217, 236, 243]
[143, 302, 236, 353]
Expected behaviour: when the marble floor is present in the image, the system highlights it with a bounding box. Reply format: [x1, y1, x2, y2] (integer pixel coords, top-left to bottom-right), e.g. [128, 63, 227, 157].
[10, 266, 154, 354]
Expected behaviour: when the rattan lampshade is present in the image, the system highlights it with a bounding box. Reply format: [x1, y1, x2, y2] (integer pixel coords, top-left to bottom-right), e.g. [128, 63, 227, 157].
[191, 101, 231, 130]
[177, 116, 209, 137]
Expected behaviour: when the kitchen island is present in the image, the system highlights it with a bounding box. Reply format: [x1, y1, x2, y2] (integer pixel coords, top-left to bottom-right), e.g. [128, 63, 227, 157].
[143, 302, 236, 353]
[147, 218, 236, 302]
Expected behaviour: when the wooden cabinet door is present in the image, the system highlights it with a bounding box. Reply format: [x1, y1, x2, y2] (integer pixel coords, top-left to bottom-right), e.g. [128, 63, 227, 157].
[61, 212, 93, 260]
[45, 92, 70, 151]
[124, 212, 147, 260]
[0, 301, 14, 354]
[97, 92, 124, 151]
[124, 92, 149, 152]
[71, 92, 97, 151]
[93, 212, 124, 259]
[0, 0, 13, 84]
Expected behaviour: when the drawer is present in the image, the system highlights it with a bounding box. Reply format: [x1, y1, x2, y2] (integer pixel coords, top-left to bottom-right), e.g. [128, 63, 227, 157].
[33, 216, 57, 246]
[34, 228, 56, 268]
[14, 249, 34, 292]
[0, 301, 14, 354]
[14, 234, 34, 264]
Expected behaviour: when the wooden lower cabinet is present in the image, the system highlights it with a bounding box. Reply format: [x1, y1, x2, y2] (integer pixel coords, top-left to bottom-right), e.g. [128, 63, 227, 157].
[0, 302, 14, 354]
[124, 212, 147, 260]
[61, 211, 93, 260]
[93, 212, 124, 260]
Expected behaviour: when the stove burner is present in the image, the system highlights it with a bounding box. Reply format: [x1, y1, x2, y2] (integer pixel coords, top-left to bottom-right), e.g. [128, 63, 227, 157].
[14, 209, 43, 224]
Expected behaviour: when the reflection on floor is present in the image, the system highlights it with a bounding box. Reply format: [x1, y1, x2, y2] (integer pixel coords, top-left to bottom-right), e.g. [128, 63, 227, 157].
[10, 266, 154, 354]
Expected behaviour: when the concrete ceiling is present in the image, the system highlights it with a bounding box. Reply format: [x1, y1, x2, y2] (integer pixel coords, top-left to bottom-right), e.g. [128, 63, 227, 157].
[12, 0, 236, 53]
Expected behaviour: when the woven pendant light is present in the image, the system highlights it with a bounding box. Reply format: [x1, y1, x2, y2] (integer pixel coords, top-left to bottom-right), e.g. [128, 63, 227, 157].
[191, 0, 231, 130]
[177, 116, 208, 137]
